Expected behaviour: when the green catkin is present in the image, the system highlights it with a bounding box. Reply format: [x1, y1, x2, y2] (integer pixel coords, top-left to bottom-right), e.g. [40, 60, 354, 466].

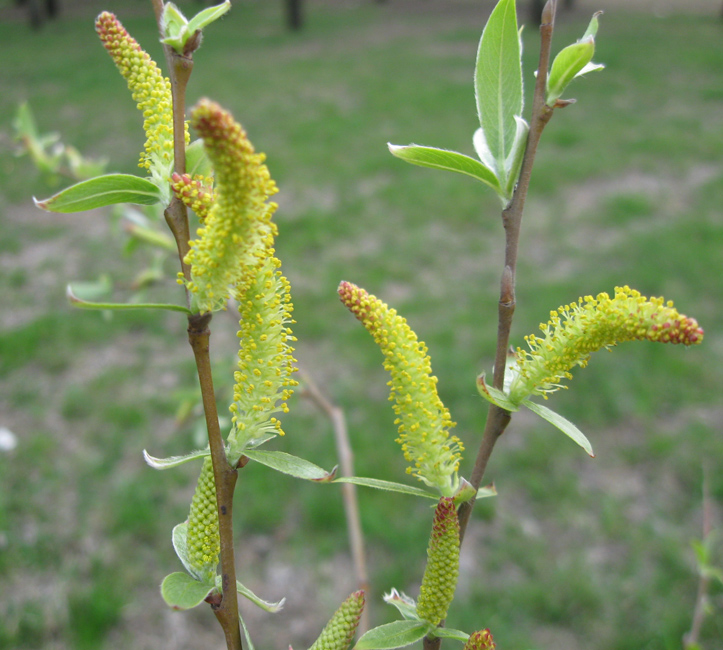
[508, 285, 704, 404]
[463, 629, 496, 650]
[309, 590, 365, 650]
[186, 457, 220, 581]
[416, 497, 460, 626]
[338, 281, 462, 495]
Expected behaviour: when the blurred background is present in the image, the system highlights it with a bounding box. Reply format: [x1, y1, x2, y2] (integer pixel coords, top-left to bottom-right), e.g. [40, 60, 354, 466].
[1, 1, 722, 649]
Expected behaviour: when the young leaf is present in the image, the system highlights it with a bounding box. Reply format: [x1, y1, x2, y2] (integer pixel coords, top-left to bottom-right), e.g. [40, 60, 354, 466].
[430, 628, 470, 642]
[334, 476, 438, 499]
[187, 1, 231, 34]
[186, 139, 213, 178]
[474, 0, 523, 176]
[67, 286, 191, 314]
[143, 448, 210, 470]
[354, 620, 433, 650]
[522, 400, 595, 457]
[383, 589, 419, 620]
[476, 373, 520, 412]
[243, 449, 337, 482]
[35, 174, 162, 213]
[172, 522, 205, 582]
[546, 12, 604, 106]
[212, 576, 285, 613]
[160, 572, 214, 610]
[388, 144, 501, 193]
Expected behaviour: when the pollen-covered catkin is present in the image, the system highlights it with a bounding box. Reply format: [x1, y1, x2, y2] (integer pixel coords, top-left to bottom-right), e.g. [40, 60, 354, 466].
[309, 591, 365, 650]
[186, 457, 220, 581]
[95, 12, 187, 174]
[508, 285, 704, 403]
[416, 497, 460, 626]
[338, 281, 462, 494]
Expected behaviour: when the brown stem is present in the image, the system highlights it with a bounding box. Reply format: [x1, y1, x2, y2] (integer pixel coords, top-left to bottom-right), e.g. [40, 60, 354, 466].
[300, 369, 371, 634]
[457, 0, 557, 550]
[188, 314, 243, 650]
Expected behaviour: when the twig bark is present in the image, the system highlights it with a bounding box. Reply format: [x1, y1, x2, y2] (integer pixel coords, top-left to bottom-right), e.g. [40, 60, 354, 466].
[457, 0, 557, 546]
[150, 2, 243, 648]
[188, 315, 243, 650]
[300, 369, 371, 635]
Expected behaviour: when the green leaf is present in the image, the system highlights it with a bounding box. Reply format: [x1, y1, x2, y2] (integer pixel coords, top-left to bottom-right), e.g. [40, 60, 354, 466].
[243, 449, 337, 482]
[66, 274, 112, 302]
[504, 115, 529, 196]
[546, 40, 595, 105]
[212, 576, 285, 613]
[388, 144, 501, 193]
[430, 628, 469, 642]
[546, 12, 604, 105]
[522, 400, 595, 457]
[143, 448, 210, 470]
[67, 286, 191, 314]
[187, 1, 231, 34]
[474, 0, 523, 176]
[334, 477, 438, 499]
[383, 589, 419, 620]
[476, 373, 519, 412]
[161, 572, 214, 610]
[35, 174, 162, 213]
[354, 620, 433, 650]
[172, 522, 206, 582]
[239, 612, 256, 650]
[476, 484, 497, 499]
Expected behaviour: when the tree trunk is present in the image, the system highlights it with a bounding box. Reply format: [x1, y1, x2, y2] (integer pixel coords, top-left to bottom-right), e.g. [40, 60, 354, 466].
[286, 0, 303, 30]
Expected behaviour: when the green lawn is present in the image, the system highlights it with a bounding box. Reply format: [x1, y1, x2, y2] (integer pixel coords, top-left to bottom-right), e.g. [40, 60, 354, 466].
[0, 1, 721, 649]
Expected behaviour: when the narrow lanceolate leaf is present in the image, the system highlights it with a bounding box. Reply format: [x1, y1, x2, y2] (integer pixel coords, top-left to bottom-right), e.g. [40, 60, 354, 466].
[334, 477, 437, 500]
[243, 450, 336, 482]
[34, 174, 161, 213]
[310, 591, 365, 650]
[211, 576, 285, 613]
[523, 400, 594, 457]
[143, 448, 210, 470]
[388, 144, 501, 193]
[161, 572, 214, 610]
[474, 0, 523, 176]
[430, 628, 469, 642]
[354, 620, 432, 650]
[67, 286, 191, 314]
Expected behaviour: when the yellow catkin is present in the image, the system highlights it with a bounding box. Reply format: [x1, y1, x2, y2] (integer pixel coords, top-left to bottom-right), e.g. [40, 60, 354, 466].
[184, 99, 278, 314]
[338, 281, 462, 495]
[508, 285, 704, 403]
[95, 12, 188, 176]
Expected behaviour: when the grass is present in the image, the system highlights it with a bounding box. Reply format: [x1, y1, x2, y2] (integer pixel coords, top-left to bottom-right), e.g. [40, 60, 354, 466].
[1, 1, 722, 649]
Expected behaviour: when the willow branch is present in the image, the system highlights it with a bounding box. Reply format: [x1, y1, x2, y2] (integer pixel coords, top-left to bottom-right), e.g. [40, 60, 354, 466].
[458, 0, 557, 545]
[300, 369, 371, 635]
[188, 314, 243, 650]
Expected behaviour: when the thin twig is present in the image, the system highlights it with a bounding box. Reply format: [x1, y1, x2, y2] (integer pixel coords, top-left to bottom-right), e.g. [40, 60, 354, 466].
[457, 0, 557, 546]
[684, 467, 713, 649]
[300, 369, 371, 635]
[149, 2, 242, 647]
[188, 315, 243, 650]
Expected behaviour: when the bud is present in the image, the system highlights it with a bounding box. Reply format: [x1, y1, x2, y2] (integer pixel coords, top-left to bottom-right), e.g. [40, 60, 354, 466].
[186, 457, 220, 581]
[95, 12, 188, 178]
[228, 255, 298, 455]
[463, 629, 496, 650]
[184, 99, 278, 313]
[171, 172, 215, 222]
[416, 498, 460, 626]
[309, 590, 365, 650]
[508, 285, 704, 404]
[338, 282, 462, 495]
